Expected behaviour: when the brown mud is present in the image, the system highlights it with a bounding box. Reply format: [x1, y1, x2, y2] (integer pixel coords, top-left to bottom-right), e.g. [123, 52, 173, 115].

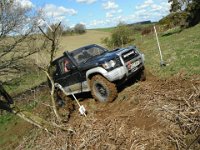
[2, 72, 200, 150]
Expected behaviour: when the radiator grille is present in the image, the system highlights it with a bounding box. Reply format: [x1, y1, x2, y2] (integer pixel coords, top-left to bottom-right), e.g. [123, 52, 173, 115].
[122, 49, 139, 62]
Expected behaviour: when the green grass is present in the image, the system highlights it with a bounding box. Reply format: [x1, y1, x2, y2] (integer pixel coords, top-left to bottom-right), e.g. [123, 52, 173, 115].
[5, 70, 46, 96]
[133, 24, 200, 77]
[0, 113, 15, 127]
[91, 27, 115, 32]
[94, 23, 200, 77]
[0, 113, 19, 146]
[0, 89, 50, 150]
[0, 113, 32, 150]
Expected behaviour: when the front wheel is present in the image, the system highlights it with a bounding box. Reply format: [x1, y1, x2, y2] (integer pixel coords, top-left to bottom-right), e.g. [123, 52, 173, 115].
[137, 69, 146, 81]
[91, 75, 117, 102]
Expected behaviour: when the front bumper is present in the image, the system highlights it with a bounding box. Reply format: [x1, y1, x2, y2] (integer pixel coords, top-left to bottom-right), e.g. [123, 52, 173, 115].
[104, 66, 127, 81]
[105, 55, 144, 82]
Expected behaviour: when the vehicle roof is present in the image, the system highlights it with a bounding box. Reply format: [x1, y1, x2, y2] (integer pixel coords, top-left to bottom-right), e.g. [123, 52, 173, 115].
[51, 44, 101, 64]
[73, 44, 99, 50]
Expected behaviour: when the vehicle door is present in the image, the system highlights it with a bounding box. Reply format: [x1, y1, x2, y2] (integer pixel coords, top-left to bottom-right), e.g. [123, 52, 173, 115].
[56, 56, 82, 93]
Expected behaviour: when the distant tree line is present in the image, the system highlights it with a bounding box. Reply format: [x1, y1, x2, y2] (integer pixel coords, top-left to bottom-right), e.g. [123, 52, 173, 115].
[102, 22, 134, 49]
[63, 23, 86, 36]
[159, 0, 200, 28]
[46, 23, 86, 36]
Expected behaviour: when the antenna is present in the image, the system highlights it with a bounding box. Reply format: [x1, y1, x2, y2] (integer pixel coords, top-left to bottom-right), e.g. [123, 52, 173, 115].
[38, 18, 53, 32]
[41, 19, 53, 32]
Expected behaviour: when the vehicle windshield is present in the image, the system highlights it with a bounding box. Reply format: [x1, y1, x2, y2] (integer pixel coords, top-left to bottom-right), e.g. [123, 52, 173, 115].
[70, 45, 107, 64]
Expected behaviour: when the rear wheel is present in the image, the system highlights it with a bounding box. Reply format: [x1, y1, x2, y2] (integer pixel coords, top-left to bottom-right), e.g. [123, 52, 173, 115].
[55, 90, 75, 122]
[91, 75, 117, 102]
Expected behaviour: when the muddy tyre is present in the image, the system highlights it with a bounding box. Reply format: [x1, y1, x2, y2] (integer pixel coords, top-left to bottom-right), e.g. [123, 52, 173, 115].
[91, 75, 117, 102]
[138, 69, 146, 81]
[55, 90, 75, 122]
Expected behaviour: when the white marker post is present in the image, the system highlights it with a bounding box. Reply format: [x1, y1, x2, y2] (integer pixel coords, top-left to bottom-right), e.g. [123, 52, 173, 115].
[154, 25, 166, 67]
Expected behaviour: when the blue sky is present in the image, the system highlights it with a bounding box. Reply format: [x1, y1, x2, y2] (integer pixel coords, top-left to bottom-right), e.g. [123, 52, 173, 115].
[18, 0, 170, 29]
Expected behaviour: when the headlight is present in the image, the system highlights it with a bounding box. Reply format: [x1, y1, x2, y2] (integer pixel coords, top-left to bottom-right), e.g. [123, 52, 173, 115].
[102, 60, 116, 70]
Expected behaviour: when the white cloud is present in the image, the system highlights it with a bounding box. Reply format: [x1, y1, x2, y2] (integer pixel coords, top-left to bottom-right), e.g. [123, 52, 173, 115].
[89, 20, 105, 27]
[88, 15, 124, 28]
[102, 1, 119, 10]
[44, 4, 77, 17]
[151, 4, 162, 11]
[41, 4, 77, 24]
[136, 0, 154, 10]
[105, 9, 122, 18]
[88, 0, 170, 28]
[117, 9, 122, 13]
[76, 0, 97, 4]
[133, 0, 170, 22]
[15, 0, 34, 9]
[79, 21, 86, 26]
[106, 12, 113, 18]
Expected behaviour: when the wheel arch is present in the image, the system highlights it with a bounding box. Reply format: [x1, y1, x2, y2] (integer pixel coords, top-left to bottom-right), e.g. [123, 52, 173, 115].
[86, 67, 108, 86]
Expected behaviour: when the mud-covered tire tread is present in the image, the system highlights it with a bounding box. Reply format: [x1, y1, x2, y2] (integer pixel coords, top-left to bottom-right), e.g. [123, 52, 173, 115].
[91, 75, 117, 102]
[55, 90, 75, 122]
[138, 69, 146, 81]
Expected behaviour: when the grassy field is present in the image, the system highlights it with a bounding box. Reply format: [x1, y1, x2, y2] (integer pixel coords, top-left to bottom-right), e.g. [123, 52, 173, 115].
[134, 24, 200, 77]
[90, 27, 116, 32]
[0, 23, 200, 149]
[94, 23, 200, 77]
[59, 30, 110, 54]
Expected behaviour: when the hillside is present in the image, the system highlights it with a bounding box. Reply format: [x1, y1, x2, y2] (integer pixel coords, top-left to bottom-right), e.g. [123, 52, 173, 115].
[0, 24, 200, 150]
[137, 24, 200, 77]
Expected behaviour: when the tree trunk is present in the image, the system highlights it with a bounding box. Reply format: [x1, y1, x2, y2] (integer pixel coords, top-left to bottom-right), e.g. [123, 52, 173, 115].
[0, 83, 14, 104]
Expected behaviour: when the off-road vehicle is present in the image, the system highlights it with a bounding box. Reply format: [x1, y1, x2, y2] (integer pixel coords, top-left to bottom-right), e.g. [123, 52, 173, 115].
[51, 44, 145, 102]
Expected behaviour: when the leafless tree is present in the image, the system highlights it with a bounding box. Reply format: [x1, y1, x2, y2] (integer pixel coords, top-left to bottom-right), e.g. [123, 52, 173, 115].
[0, 0, 64, 131]
[0, 0, 46, 82]
[0, 0, 73, 134]
[38, 22, 62, 70]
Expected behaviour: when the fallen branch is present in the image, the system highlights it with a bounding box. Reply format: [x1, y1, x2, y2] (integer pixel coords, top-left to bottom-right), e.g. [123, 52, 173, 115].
[43, 69, 62, 122]
[12, 106, 74, 133]
[36, 65, 62, 122]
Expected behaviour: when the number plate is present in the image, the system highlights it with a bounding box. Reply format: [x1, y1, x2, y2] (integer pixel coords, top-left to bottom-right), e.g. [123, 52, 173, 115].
[131, 60, 140, 69]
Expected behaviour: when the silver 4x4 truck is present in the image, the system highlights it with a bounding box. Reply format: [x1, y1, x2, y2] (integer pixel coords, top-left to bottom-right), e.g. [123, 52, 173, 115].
[51, 44, 145, 102]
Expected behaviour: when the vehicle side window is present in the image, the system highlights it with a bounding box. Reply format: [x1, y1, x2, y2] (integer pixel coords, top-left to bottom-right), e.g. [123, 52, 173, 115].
[49, 64, 58, 77]
[59, 57, 71, 74]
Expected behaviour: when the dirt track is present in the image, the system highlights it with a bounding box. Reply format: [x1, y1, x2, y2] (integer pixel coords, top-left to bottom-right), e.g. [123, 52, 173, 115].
[15, 73, 200, 150]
